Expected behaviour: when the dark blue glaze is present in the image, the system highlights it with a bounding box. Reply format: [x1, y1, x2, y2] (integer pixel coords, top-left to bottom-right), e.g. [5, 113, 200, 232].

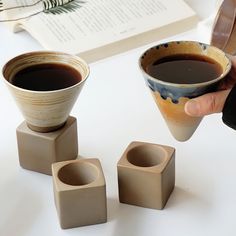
[145, 78, 219, 103]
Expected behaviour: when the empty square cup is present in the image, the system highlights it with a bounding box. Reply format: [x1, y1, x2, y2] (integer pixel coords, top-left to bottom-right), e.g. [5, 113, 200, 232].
[52, 158, 107, 229]
[117, 141, 175, 210]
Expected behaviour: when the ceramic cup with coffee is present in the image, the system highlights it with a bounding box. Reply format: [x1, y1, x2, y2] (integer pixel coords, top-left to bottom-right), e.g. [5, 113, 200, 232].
[2, 51, 89, 132]
[139, 41, 231, 141]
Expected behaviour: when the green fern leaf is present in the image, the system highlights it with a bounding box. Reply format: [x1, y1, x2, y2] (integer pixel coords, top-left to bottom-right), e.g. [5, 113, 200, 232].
[44, 0, 85, 15]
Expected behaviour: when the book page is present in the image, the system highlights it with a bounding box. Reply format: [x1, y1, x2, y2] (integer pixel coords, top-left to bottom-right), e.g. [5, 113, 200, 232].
[15, 0, 197, 53]
[1, 0, 43, 19]
[0, 0, 43, 31]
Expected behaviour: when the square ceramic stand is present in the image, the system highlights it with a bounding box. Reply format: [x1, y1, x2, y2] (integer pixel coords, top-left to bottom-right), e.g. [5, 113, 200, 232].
[117, 141, 175, 210]
[16, 116, 78, 175]
[52, 158, 107, 229]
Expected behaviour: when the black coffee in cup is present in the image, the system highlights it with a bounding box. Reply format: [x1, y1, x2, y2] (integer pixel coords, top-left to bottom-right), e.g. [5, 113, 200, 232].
[146, 54, 223, 84]
[11, 63, 82, 91]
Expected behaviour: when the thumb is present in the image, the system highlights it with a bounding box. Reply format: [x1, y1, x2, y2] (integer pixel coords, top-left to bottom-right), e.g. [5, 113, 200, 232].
[184, 90, 231, 117]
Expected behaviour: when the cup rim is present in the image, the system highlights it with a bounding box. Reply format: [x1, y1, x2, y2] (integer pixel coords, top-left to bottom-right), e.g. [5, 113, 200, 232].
[57, 161, 99, 187]
[2, 50, 90, 94]
[138, 41, 232, 88]
[126, 144, 168, 168]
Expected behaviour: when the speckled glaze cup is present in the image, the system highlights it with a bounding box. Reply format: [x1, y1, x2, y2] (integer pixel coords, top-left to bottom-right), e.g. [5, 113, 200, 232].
[2, 51, 89, 132]
[139, 41, 231, 141]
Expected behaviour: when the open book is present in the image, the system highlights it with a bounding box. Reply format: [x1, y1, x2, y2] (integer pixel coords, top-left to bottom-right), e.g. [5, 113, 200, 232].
[1, 0, 198, 62]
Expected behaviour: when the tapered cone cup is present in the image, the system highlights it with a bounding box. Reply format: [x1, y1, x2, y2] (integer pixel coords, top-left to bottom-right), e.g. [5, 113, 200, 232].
[139, 41, 231, 141]
[151, 91, 202, 141]
[2, 51, 90, 132]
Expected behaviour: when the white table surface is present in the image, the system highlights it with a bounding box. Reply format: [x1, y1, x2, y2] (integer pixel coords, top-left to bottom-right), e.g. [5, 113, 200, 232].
[1, 1, 236, 236]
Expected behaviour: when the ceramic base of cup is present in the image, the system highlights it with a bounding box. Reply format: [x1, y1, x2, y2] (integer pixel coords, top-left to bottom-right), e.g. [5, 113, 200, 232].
[16, 116, 78, 175]
[52, 159, 107, 229]
[117, 141, 175, 210]
[27, 122, 66, 133]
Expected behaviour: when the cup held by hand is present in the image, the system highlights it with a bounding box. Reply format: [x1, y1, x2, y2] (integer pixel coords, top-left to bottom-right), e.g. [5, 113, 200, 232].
[139, 41, 231, 141]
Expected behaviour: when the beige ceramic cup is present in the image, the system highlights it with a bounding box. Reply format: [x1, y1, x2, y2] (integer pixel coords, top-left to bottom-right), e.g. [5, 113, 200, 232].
[2, 51, 89, 132]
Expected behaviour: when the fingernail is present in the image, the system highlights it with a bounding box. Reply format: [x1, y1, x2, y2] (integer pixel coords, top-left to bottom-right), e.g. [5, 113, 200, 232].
[185, 100, 200, 116]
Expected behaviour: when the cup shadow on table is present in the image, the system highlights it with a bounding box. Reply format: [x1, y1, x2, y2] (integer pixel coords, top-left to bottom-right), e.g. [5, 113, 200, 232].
[164, 186, 201, 209]
[108, 186, 211, 236]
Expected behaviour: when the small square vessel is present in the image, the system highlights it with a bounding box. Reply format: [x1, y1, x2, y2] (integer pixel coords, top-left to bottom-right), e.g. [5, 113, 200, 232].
[117, 141, 175, 210]
[16, 116, 78, 175]
[52, 158, 107, 229]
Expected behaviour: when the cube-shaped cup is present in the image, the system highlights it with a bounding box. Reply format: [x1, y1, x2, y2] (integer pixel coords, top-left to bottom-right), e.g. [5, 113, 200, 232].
[52, 158, 107, 229]
[16, 116, 78, 175]
[117, 141, 175, 210]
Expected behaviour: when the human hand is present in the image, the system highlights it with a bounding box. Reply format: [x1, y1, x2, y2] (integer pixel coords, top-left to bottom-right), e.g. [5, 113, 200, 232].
[184, 56, 236, 117]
